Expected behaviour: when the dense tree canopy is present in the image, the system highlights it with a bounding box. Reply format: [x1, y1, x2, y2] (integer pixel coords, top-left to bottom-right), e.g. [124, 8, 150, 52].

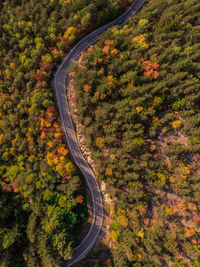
[0, 0, 132, 266]
[71, 0, 200, 265]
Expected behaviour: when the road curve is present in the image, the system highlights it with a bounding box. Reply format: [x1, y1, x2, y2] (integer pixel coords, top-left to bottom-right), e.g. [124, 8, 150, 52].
[53, 0, 146, 266]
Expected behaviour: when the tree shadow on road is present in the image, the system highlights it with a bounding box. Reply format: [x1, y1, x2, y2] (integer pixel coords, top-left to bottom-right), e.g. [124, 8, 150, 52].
[73, 203, 113, 267]
[73, 243, 113, 267]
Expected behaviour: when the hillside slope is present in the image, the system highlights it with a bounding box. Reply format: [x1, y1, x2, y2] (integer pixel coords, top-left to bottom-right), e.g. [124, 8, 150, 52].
[71, 0, 200, 265]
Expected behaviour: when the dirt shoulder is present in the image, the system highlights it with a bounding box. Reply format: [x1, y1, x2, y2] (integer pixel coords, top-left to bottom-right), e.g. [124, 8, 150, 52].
[66, 67, 115, 264]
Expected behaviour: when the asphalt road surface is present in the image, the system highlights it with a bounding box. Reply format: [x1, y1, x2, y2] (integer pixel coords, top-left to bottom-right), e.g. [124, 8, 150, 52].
[53, 0, 146, 265]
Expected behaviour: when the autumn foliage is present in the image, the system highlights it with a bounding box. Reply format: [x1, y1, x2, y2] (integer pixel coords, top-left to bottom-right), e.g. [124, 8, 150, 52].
[0, 0, 132, 264]
[72, 0, 200, 265]
[139, 57, 160, 79]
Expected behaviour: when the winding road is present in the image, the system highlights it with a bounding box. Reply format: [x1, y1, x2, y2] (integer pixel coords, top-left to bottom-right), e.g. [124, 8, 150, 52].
[53, 0, 146, 265]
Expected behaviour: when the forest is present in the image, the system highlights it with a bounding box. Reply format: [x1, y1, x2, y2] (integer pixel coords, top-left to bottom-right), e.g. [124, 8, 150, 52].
[70, 0, 200, 265]
[0, 0, 132, 266]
